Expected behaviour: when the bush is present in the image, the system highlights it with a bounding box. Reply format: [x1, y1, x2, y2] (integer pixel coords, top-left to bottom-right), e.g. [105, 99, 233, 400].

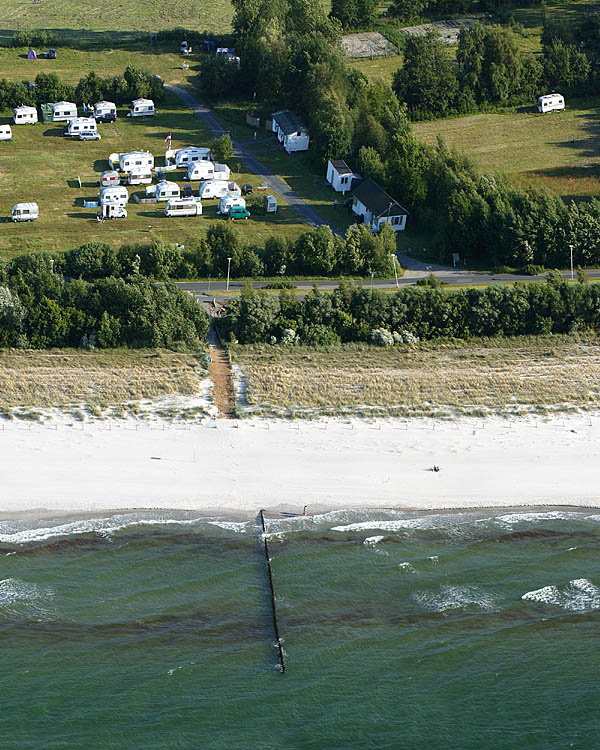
[519, 264, 546, 276]
[370, 328, 394, 346]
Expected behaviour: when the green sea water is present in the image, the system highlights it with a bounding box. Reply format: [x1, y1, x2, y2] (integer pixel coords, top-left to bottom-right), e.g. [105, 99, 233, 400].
[0, 508, 599, 749]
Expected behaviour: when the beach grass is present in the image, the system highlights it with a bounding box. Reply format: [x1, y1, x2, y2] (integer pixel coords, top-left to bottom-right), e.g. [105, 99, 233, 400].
[230, 334, 600, 418]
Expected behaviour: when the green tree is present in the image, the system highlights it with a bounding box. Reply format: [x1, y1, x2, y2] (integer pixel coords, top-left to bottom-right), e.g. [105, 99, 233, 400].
[211, 133, 235, 163]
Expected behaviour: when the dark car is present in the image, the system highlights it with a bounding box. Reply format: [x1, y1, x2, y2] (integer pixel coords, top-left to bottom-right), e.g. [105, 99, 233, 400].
[47, 48, 56, 59]
[241, 183, 253, 196]
[183, 183, 193, 197]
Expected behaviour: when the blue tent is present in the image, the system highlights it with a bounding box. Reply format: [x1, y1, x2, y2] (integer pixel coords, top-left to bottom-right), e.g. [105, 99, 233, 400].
[27, 48, 37, 59]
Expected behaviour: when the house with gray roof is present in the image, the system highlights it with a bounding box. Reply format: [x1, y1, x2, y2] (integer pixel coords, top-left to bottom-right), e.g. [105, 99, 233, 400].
[271, 109, 310, 153]
[326, 159, 362, 194]
[351, 178, 409, 233]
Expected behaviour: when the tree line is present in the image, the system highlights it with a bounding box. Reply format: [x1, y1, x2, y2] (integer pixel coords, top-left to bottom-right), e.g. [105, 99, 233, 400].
[0, 66, 164, 111]
[222, 274, 600, 345]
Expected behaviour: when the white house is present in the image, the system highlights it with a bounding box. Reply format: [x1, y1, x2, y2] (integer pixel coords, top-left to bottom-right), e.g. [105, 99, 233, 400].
[65, 118, 97, 136]
[271, 110, 309, 153]
[109, 151, 154, 173]
[49, 101, 78, 121]
[175, 146, 213, 168]
[13, 105, 38, 124]
[326, 160, 361, 194]
[128, 98, 155, 117]
[155, 180, 181, 201]
[351, 178, 409, 233]
[93, 100, 117, 122]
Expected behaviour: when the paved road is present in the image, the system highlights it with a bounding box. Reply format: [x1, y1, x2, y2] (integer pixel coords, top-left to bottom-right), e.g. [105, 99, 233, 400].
[167, 85, 332, 230]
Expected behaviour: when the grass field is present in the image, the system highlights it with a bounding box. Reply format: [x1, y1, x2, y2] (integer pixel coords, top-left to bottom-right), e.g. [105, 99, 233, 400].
[230, 335, 600, 418]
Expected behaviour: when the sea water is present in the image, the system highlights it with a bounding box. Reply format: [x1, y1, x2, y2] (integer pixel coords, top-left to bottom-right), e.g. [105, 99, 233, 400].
[0, 508, 598, 749]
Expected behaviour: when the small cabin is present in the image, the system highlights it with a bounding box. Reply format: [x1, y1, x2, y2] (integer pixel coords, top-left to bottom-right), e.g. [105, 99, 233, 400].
[175, 147, 213, 168]
[13, 105, 38, 125]
[326, 160, 361, 194]
[12, 202, 39, 222]
[155, 180, 181, 201]
[99, 186, 129, 206]
[351, 178, 409, 233]
[537, 93, 565, 113]
[65, 117, 97, 136]
[128, 98, 155, 117]
[110, 151, 155, 173]
[271, 109, 309, 154]
[49, 101, 78, 122]
[94, 100, 117, 123]
[0, 124, 12, 141]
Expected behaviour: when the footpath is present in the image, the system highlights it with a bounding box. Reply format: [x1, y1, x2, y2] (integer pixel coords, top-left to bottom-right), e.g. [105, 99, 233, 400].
[206, 316, 236, 419]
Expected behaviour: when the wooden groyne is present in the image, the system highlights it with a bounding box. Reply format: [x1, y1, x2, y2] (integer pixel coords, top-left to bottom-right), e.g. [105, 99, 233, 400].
[259, 509, 286, 673]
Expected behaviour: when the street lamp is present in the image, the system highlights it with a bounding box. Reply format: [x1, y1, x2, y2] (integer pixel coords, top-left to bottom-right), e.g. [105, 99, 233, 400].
[391, 254, 399, 289]
[226, 257, 232, 292]
[49, 258, 54, 274]
[569, 244, 574, 280]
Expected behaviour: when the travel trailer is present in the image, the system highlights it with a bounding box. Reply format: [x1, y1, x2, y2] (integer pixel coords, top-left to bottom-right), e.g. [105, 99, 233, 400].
[49, 101, 78, 122]
[0, 125, 12, 141]
[175, 147, 212, 168]
[99, 186, 129, 206]
[186, 161, 215, 181]
[65, 118, 97, 137]
[155, 180, 181, 201]
[217, 194, 246, 215]
[12, 202, 39, 222]
[100, 170, 120, 187]
[13, 105, 38, 124]
[109, 151, 154, 173]
[97, 203, 127, 220]
[127, 169, 153, 186]
[165, 198, 202, 217]
[263, 194, 278, 213]
[93, 100, 117, 123]
[128, 98, 155, 117]
[537, 93, 565, 113]
[198, 180, 240, 200]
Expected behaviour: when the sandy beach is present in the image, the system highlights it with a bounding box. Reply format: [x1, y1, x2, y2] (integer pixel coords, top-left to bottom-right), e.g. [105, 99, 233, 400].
[2, 412, 600, 516]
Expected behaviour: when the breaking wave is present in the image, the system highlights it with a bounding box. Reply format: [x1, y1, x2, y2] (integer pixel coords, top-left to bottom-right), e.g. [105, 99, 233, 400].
[412, 585, 497, 613]
[521, 578, 600, 613]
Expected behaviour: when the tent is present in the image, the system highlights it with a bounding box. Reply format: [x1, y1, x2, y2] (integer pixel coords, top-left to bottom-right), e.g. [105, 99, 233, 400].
[27, 49, 37, 59]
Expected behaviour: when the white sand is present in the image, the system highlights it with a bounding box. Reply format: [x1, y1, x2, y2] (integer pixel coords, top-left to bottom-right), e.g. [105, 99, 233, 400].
[2, 412, 599, 516]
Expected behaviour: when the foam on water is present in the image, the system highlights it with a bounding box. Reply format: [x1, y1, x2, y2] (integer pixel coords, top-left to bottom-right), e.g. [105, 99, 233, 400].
[330, 514, 472, 534]
[398, 562, 416, 573]
[207, 520, 251, 534]
[413, 585, 497, 613]
[521, 578, 600, 612]
[363, 536, 385, 546]
[0, 578, 55, 620]
[495, 511, 580, 525]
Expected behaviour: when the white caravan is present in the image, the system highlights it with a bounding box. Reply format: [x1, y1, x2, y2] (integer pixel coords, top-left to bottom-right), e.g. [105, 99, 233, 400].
[155, 180, 181, 201]
[65, 118, 97, 137]
[93, 100, 117, 122]
[109, 151, 155, 173]
[0, 125, 12, 141]
[99, 186, 129, 206]
[128, 98, 155, 117]
[165, 198, 202, 217]
[97, 203, 127, 220]
[186, 160, 215, 181]
[537, 94, 565, 113]
[49, 101, 78, 121]
[13, 105, 38, 124]
[127, 169, 153, 186]
[100, 170, 120, 187]
[175, 147, 213, 168]
[217, 194, 246, 215]
[198, 180, 240, 200]
[12, 202, 39, 222]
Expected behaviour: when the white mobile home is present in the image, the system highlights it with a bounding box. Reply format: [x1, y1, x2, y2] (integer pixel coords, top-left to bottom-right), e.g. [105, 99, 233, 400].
[109, 151, 155, 173]
[93, 100, 117, 123]
[217, 194, 246, 215]
[271, 109, 309, 154]
[65, 117, 97, 137]
[127, 169, 153, 186]
[11, 202, 39, 222]
[175, 147, 213, 168]
[351, 178, 409, 233]
[326, 160, 361, 194]
[49, 101, 78, 122]
[165, 198, 202, 217]
[13, 105, 38, 124]
[100, 170, 120, 187]
[128, 98, 155, 117]
[0, 125, 12, 141]
[537, 93, 565, 113]
[155, 180, 181, 201]
[186, 160, 215, 181]
[99, 186, 129, 206]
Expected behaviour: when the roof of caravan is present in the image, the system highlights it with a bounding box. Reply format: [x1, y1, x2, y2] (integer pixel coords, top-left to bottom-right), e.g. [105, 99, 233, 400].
[156, 180, 179, 190]
[13, 202, 38, 210]
[131, 98, 154, 106]
[100, 186, 128, 194]
[14, 105, 37, 112]
[51, 101, 76, 109]
[95, 100, 116, 108]
[122, 151, 153, 159]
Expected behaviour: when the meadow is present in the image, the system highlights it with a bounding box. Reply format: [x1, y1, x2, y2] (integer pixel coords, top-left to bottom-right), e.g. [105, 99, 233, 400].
[230, 334, 600, 418]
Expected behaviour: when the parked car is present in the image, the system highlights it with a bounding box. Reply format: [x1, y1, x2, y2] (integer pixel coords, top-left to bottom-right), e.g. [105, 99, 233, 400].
[80, 132, 101, 141]
[47, 48, 56, 59]
[183, 183, 193, 197]
[230, 206, 250, 221]
[241, 183, 253, 195]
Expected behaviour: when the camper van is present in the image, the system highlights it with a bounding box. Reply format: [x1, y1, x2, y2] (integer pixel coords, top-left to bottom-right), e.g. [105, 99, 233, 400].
[128, 169, 153, 186]
[97, 203, 127, 221]
[175, 147, 213, 169]
[100, 170, 120, 187]
[128, 98, 155, 117]
[12, 202, 39, 222]
[198, 180, 240, 200]
[217, 194, 246, 215]
[93, 100, 117, 123]
[0, 125, 12, 141]
[99, 186, 129, 206]
[13, 105, 38, 125]
[186, 161, 215, 181]
[65, 118, 97, 137]
[165, 198, 202, 217]
[109, 151, 155, 173]
[155, 180, 181, 201]
[49, 101, 78, 122]
[537, 94, 565, 113]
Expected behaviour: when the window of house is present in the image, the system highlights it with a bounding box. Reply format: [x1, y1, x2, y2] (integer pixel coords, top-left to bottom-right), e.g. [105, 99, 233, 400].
[341, 176, 349, 184]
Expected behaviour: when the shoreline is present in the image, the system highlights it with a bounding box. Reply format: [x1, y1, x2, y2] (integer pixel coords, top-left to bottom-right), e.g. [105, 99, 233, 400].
[3, 412, 600, 518]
